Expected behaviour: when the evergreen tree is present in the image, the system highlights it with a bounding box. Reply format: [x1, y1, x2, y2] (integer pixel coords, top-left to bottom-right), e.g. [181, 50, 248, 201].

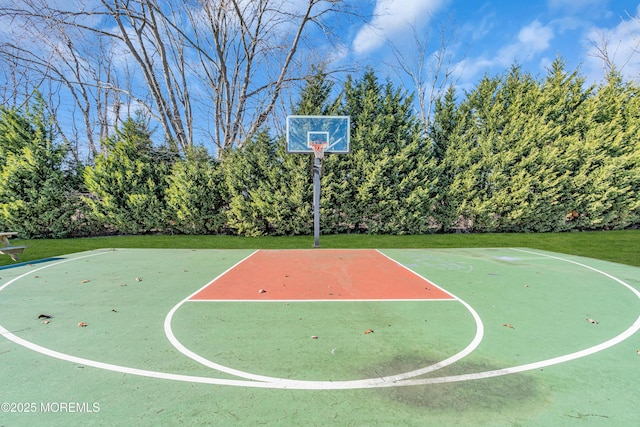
[470, 68, 531, 231]
[294, 67, 342, 116]
[622, 78, 640, 227]
[473, 66, 564, 232]
[428, 86, 469, 231]
[322, 72, 384, 232]
[440, 75, 500, 231]
[430, 85, 458, 163]
[574, 71, 640, 229]
[322, 71, 433, 234]
[83, 115, 173, 234]
[439, 60, 592, 232]
[529, 58, 590, 231]
[165, 147, 227, 234]
[224, 131, 312, 236]
[0, 99, 84, 238]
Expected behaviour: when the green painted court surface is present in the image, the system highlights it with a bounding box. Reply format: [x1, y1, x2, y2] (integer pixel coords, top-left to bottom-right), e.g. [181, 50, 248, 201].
[1, 248, 639, 426]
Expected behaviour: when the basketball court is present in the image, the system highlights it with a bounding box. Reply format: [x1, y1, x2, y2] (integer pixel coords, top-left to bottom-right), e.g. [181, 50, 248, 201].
[1, 247, 639, 425]
[2, 116, 639, 424]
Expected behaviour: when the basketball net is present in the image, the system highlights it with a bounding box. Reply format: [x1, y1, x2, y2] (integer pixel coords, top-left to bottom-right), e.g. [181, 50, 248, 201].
[310, 140, 328, 159]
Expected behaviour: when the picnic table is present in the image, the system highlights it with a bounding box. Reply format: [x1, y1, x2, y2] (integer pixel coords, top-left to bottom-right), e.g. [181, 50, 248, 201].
[0, 232, 26, 262]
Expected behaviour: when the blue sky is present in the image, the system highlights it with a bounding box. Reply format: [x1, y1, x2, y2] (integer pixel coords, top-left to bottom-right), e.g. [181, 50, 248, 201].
[340, 0, 640, 90]
[2, 0, 638, 154]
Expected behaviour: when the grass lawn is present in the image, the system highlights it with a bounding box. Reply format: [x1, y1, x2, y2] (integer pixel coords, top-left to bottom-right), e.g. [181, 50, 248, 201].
[2, 229, 639, 267]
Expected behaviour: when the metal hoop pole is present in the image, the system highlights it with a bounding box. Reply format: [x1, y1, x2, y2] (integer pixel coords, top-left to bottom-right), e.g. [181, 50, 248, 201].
[312, 156, 321, 247]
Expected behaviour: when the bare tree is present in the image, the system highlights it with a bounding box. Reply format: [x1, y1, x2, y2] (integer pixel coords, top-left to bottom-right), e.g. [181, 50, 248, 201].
[158, 0, 350, 154]
[587, 10, 640, 80]
[0, 0, 133, 158]
[0, 0, 353, 158]
[388, 16, 461, 126]
[588, 30, 626, 77]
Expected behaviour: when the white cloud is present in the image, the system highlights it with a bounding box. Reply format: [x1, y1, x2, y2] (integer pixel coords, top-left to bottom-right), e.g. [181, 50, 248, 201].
[453, 20, 555, 83]
[517, 20, 554, 55]
[352, 0, 448, 55]
[468, 14, 495, 42]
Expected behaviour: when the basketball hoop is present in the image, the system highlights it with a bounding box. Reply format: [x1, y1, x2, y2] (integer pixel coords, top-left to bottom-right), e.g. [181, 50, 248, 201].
[310, 140, 328, 159]
[286, 115, 351, 248]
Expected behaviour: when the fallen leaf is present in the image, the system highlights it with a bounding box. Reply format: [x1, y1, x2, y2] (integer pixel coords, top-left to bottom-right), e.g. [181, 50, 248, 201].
[311, 335, 319, 339]
[259, 289, 266, 294]
[364, 329, 374, 334]
[78, 322, 88, 327]
[502, 323, 515, 329]
[38, 314, 52, 319]
[41, 320, 50, 324]
[81, 279, 90, 284]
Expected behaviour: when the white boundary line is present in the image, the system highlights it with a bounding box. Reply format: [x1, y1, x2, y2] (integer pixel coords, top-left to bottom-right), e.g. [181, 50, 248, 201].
[0, 248, 638, 390]
[0, 251, 109, 293]
[374, 249, 461, 297]
[187, 298, 453, 302]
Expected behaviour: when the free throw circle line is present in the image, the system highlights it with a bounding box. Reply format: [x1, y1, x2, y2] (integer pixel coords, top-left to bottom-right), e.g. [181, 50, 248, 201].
[164, 249, 485, 386]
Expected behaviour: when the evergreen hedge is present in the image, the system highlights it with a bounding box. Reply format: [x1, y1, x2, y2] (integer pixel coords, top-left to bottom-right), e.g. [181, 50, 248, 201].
[1, 62, 639, 237]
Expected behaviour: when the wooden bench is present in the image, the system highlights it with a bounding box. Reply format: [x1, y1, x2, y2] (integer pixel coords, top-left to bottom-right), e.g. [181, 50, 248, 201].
[0, 232, 26, 262]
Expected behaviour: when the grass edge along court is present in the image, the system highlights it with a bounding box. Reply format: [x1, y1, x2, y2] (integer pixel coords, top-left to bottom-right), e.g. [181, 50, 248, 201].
[2, 229, 640, 268]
